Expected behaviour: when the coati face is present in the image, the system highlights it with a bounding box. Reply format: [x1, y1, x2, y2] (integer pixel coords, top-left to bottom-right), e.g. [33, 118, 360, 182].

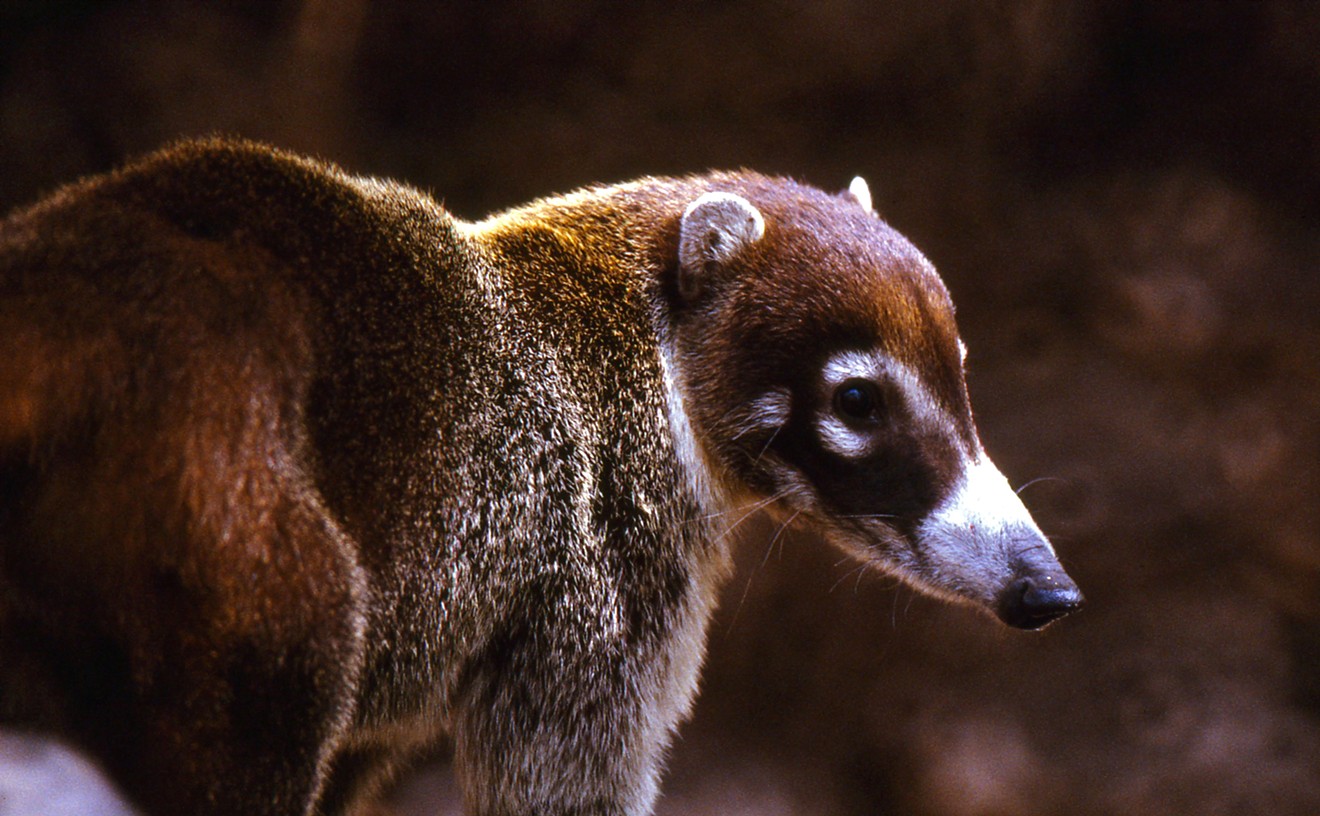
[670, 178, 1082, 630]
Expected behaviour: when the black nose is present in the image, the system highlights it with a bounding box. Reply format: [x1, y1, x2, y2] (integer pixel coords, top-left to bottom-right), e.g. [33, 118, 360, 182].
[997, 574, 1084, 630]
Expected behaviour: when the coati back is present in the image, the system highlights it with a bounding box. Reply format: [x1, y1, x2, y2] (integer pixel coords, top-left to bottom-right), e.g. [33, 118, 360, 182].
[0, 139, 1081, 815]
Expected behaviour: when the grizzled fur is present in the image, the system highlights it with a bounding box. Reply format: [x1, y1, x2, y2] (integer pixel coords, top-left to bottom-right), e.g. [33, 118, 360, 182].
[0, 139, 1078, 816]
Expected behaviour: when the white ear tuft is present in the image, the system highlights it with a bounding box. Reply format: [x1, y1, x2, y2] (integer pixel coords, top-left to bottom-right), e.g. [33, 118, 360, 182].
[678, 191, 765, 302]
[848, 176, 873, 213]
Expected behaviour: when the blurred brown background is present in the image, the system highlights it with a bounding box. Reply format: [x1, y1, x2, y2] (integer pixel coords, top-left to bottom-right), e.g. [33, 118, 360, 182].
[2, 1, 1319, 814]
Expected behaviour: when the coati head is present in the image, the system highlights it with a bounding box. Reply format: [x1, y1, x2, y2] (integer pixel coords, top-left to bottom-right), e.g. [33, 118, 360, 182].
[668, 175, 1082, 630]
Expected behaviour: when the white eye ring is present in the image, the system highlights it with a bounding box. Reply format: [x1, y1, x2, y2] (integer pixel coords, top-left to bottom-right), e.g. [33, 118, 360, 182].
[819, 348, 959, 452]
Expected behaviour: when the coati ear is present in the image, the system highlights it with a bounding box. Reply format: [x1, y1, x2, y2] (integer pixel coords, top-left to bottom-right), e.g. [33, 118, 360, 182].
[847, 176, 874, 213]
[678, 191, 765, 302]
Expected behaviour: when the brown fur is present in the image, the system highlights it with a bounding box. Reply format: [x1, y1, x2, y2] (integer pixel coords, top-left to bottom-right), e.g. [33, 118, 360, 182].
[0, 138, 1077, 815]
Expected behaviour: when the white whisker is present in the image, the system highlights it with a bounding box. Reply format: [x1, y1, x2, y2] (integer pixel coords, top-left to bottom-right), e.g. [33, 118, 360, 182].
[759, 509, 801, 568]
[726, 507, 802, 632]
[828, 561, 871, 594]
[708, 490, 793, 546]
[1014, 476, 1063, 496]
[751, 424, 783, 466]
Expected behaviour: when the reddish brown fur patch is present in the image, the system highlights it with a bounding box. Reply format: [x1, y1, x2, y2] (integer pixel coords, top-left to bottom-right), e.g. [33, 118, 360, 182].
[0, 145, 372, 813]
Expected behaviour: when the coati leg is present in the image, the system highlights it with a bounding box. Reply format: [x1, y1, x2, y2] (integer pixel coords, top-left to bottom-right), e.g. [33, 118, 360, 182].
[316, 739, 432, 816]
[451, 618, 669, 816]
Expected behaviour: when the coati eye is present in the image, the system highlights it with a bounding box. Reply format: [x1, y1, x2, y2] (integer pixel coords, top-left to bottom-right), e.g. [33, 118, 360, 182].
[833, 379, 883, 423]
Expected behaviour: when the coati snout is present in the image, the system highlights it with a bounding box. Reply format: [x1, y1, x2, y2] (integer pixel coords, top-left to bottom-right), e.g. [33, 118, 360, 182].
[0, 140, 1081, 816]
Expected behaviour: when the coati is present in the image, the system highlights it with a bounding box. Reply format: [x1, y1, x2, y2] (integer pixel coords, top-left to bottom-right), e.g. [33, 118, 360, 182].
[0, 139, 1082, 816]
